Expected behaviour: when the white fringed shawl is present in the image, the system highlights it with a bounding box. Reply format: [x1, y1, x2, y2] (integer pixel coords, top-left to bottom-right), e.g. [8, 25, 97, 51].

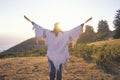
[32, 23, 83, 70]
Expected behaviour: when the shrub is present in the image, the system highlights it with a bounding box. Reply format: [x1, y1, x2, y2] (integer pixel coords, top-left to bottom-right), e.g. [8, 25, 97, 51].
[70, 43, 120, 67]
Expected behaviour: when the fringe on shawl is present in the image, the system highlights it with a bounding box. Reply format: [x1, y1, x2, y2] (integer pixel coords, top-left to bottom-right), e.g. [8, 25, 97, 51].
[47, 56, 68, 72]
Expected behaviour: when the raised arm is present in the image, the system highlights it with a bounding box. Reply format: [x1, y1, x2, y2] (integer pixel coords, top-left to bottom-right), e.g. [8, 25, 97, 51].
[69, 17, 92, 39]
[24, 15, 46, 43]
[69, 23, 84, 40]
[24, 15, 35, 28]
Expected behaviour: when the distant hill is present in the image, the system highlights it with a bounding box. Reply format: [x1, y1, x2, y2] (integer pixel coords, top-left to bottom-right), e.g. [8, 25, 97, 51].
[1, 38, 46, 55]
[102, 31, 114, 39]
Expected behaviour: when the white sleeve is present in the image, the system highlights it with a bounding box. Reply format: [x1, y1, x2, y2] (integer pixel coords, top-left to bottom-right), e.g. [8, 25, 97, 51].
[32, 23, 45, 38]
[69, 25, 83, 40]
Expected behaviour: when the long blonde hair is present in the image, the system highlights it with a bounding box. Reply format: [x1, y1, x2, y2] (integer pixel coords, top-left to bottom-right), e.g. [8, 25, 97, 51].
[52, 22, 63, 36]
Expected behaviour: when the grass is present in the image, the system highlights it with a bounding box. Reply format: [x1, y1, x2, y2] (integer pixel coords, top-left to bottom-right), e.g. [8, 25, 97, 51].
[89, 39, 120, 46]
[0, 56, 118, 80]
[0, 39, 120, 80]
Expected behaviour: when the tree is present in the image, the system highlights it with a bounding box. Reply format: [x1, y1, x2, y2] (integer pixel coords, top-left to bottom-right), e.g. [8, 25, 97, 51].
[85, 25, 94, 33]
[113, 9, 120, 39]
[93, 20, 110, 41]
[97, 20, 110, 33]
[78, 25, 95, 43]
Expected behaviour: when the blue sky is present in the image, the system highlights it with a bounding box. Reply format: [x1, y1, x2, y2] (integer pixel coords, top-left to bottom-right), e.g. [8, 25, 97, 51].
[0, 0, 120, 51]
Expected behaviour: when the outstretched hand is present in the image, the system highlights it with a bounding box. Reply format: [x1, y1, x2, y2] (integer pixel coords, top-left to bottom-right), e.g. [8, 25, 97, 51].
[80, 23, 84, 28]
[80, 17, 92, 28]
[24, 15, 33, 23]
[31, 22, 35, 25]
[24, 15, 35, 25]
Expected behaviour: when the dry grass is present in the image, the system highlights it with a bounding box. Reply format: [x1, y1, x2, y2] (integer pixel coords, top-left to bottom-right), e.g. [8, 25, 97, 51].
[89, 39, 120, 46]
[0, 56, 119, 80]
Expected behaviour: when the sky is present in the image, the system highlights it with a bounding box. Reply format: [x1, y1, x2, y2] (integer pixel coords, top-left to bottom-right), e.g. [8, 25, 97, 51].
[0, 0, 120, 51]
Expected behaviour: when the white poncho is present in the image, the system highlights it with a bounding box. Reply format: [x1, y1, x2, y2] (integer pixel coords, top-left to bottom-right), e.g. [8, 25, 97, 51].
[33, 23, 83, 70]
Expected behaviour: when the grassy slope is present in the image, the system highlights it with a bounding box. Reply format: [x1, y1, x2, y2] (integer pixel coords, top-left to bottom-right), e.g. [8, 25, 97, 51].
[2, 38, 46, 53]
[0, 56, 119, 80]
[89, 39, 120, 46]
[0, 39, 120, 80]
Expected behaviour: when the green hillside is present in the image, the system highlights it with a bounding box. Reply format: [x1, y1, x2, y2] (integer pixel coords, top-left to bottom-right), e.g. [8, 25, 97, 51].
[0, 39, 120, 80]
[0, 29, 114, 57]
[0, 38, 46, 58]
[0, 38, 120, 77]
[89, 39, 120, 46]
[7, 38, 45, 52]
[5, 38, 46, 52]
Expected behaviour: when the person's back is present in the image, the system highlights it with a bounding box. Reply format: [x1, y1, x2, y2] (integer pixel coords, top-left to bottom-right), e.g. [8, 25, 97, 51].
[24, 15, 92, 80]
[46, 30, 69, 55]
[32, 21, 83, 80]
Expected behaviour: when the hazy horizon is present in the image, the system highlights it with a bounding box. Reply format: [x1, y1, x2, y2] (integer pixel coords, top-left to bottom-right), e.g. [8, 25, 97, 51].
[0, 34, 33, 52]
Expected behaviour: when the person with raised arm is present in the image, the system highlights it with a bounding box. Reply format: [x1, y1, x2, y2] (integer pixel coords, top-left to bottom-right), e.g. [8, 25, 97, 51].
[24, 15, 92, 80]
